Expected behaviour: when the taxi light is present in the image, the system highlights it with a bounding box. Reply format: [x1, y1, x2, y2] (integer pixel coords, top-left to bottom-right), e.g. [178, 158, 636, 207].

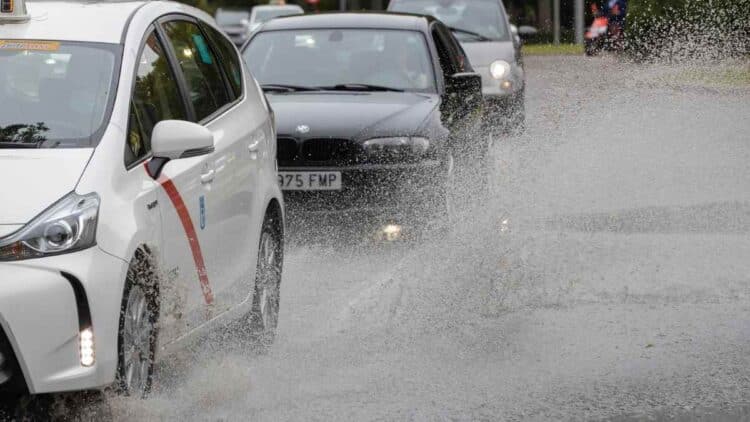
[80, 328, 95, 367]
[0, 0, 29, 22]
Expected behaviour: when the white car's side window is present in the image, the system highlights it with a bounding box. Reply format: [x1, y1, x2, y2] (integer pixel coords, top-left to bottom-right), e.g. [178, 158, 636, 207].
[126, 31, 188, 167]
[161, 20, 231, 122]
[202, 23, 244, 99]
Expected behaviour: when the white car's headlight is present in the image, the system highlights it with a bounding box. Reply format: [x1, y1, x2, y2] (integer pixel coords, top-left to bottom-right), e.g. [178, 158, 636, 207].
[363, 137, 430, 156]
[0, 192, 100, 261]
[490, 60, 511, 80]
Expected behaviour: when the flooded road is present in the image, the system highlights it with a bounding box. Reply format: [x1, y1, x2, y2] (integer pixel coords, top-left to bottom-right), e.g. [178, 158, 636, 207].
[114, 56, 750, 421]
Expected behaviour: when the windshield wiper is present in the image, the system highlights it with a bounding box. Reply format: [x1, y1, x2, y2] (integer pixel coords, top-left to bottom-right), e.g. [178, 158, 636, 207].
[0, 141, 44, 149]
[317, 84, 405, 93]
[261, 84, 320, 93]
[448, 26, 492, 41]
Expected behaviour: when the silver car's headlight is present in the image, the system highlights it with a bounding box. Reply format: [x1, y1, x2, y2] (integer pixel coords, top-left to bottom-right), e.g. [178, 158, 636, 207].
[363, 137, 430, 156]
[490, 60, 511, 80]
[0, 192, 100, 261]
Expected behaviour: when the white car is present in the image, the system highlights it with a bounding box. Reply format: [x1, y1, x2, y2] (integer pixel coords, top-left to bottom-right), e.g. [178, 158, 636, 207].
[0, 0, 284, 399]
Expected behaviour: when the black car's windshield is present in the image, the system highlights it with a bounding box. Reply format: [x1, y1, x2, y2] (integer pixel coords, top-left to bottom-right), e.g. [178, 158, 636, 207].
[243, 29, 436, 93]
[390, 0, 510, 42]
[0, 40, 119, 149]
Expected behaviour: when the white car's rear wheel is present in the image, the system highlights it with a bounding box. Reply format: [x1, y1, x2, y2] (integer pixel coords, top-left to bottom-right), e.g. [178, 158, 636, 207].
[249, 213, 284, 346]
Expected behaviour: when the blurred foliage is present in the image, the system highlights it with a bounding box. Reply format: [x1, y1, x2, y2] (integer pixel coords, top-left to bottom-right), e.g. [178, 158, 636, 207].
[625, 0, 750, 60]
[524, 43, 584, 56]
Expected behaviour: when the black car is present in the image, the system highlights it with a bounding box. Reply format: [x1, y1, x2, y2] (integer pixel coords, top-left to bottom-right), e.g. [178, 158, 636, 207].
[241, 13, 482, 225]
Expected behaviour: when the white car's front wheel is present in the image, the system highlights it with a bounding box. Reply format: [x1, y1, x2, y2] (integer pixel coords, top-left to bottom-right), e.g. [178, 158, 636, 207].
[115, 251, 158, 398]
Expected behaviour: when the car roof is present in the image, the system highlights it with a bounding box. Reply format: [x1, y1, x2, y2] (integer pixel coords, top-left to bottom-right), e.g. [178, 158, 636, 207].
[253, 5, 303, 11]
[1, 0, 145, 44]
[258, 12, 434, 32]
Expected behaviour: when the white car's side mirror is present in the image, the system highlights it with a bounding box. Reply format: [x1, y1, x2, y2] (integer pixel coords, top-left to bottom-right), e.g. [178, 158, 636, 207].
[152, 120, 214, 160]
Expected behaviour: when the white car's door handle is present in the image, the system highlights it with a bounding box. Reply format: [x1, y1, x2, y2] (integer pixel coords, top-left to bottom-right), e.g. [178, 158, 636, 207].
[200, 169, 215, 184]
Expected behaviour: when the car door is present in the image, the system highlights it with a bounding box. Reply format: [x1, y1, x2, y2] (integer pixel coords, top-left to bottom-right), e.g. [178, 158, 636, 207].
[128, 28, 210, 339]
[432, 23, 462, 126]
[432, 22, 482, 131]
[161, 17, 260, 316]
[201, 21, 266, 309]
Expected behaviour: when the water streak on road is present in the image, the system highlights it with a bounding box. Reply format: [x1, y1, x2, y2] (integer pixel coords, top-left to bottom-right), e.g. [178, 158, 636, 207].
[112, 56, 750, 421]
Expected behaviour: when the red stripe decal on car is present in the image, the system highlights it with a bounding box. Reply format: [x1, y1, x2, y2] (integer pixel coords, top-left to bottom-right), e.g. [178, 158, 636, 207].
[146, 164, 214, 305]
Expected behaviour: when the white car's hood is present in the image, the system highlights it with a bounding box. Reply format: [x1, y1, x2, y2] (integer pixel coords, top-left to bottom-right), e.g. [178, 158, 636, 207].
[0, 149, 93, 226]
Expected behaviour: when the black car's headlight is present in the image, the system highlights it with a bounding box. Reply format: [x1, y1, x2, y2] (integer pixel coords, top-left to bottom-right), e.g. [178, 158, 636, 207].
[0, 192, 100, 261]
[363, 137, 430, 158]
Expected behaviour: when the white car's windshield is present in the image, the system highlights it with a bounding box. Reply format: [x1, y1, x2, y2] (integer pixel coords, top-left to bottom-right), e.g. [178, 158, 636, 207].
[0, 41, 119, 149]
[243, 29, 436, 93]
[390, 0, 510, 42]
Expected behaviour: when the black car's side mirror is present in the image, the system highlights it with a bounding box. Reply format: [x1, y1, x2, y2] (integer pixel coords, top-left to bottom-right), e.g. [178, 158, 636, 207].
[442, 72, 483, 127]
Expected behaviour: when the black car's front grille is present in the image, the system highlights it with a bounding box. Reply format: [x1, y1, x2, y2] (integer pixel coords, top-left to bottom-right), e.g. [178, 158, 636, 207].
[277, 137, 363, 165]
[301, 138, 361, 164]
[0, 329, 27, 394]
[277, 137, 298, 162]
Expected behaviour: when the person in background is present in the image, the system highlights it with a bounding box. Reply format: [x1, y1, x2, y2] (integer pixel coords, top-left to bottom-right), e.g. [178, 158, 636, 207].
[591, 2, 603, 18]
[607, 0, 627, 50]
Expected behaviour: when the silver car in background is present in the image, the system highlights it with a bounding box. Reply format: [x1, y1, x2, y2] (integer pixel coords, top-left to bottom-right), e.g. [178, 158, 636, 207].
[389, 0, 536, 133]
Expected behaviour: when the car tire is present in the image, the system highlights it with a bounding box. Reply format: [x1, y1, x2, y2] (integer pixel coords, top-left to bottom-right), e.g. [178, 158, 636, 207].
[248, 211, 284, 348]
[115, 249, 158, 398]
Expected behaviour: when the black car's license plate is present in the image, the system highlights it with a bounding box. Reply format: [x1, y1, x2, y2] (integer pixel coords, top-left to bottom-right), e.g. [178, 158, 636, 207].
[278, 171, 342, 191]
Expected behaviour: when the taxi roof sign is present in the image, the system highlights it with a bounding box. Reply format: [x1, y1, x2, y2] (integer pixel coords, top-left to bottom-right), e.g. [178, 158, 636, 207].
[0, 0, 30, 23]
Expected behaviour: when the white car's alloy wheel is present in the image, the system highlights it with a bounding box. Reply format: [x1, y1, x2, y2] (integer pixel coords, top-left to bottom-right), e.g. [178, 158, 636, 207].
[116, 253, 157, 398]
[121, 285, 152, 397]
[250, 216, 283, 344]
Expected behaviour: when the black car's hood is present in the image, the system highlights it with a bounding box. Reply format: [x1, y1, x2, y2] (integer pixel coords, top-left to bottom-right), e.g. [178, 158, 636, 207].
[268, 92, 441, 140]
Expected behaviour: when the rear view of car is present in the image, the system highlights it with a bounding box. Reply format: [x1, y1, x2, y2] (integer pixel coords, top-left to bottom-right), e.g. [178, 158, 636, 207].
[248, 5, 304, 33]
[215, 8, 252, 46]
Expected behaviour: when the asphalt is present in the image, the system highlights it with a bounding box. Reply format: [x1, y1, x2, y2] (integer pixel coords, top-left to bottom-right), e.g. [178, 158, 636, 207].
[107, 55, 750, 421]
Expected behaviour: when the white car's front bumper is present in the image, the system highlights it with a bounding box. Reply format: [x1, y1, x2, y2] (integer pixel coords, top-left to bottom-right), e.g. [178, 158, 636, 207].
[0, 247, 128, 394]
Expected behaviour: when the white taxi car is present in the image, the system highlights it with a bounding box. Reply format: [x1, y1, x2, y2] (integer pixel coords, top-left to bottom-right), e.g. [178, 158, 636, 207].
[0, 0, 284, 398]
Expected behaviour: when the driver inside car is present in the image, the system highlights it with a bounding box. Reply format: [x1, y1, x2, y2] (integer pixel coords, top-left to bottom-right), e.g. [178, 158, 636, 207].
[367, 35, 430, 91]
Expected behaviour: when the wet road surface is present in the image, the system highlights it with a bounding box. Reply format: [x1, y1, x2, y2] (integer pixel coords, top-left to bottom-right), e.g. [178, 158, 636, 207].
[112, 56, 750, 421]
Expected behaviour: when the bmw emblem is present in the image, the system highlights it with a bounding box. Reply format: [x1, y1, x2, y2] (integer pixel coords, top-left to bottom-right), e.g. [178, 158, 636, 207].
[296, 125, 310, 134]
